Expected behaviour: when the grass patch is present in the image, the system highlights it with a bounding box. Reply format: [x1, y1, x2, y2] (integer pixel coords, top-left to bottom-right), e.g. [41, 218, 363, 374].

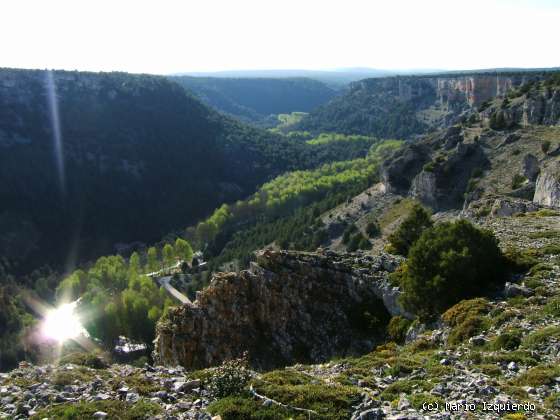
[534, 209, 560, 217]
[252, 379, 362, 420]
[50, 368, 96, 388]
[490, 330, 522, 351]
[442, 298, 490, 345]
[335, 343, 398, 384]
[479, 350, 539, 366]
[379, 198, 418, 230]
[32, 400, 162, 419]
[380, 379, 432, 401]
[491, 310, 518, 327]
[504, 247, 539, 272]
[387, 316, 412, 344]
[544, 297, 560, 317]
[58, 351, 109, 369]
[474, 364, 502, 377]
[208, 395, 289, 419]
[513, 364, 560, 386]
[527, 230, 560, 239]
[116, 372, 164, 396]
[540, 244, 560, 255]
[522, 325, 560, 349]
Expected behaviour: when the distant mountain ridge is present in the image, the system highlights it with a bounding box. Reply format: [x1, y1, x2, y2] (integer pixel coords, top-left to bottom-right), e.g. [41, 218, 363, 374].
[296, 70, 559, 139]
[171, 76, 337, 125]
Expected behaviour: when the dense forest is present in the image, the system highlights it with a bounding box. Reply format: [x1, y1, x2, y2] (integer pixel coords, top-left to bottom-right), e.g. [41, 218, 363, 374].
[295, 78, 431, 138]
[172, 76, 336, 125]
[190, 139, 402, 274]
[0, 69, 373, 276]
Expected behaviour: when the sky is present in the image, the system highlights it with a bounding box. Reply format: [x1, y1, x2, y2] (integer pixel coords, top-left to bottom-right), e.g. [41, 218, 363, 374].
[1, 0, 559, 75]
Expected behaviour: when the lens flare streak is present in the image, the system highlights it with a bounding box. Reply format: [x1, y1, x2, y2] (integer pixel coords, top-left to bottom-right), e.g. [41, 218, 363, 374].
[46, 70, 66, 195]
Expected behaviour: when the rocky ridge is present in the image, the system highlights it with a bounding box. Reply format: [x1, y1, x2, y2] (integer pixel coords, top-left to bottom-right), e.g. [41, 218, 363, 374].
[154, 250, 407, 370]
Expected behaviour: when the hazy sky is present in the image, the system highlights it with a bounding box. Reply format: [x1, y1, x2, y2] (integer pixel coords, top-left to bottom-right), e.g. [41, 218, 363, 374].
[2, 0, 559, 74]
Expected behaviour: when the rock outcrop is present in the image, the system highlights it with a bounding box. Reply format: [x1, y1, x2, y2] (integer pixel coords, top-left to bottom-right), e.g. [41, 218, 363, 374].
[534, 165, 560, 207]
[154, 250, 409, 370]
[382, 129, 489, 210]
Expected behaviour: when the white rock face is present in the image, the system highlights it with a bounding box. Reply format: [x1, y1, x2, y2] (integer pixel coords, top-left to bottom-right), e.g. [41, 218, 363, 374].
[534, 167, 560, 207]
[410, 170, 437, 208]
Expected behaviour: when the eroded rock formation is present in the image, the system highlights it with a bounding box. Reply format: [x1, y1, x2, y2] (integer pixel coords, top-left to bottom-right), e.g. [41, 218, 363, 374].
[534, 165, 560, 207]
[154, 250, 408, 370]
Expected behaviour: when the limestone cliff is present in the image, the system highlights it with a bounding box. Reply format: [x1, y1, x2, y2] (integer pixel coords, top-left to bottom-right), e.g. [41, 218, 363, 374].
[154, 250, 408, 370]
[534, 163, 560, 207]
[380, 126, 489, 210]
[297, 71, 551, 138]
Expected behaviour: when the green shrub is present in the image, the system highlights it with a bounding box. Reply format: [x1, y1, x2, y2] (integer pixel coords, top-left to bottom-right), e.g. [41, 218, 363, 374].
[400, 221, 506, 319]
[442, 298, 490, 345]
[542, 140, 552, 154]
[342, 224, 357, 244]
[492, 310, 518, 327]
[387, 204, 432, 256]
[387, 316, 412, 344]
[365, 221, 380, 238]
[58, 352, 109, 369]
[514, 365, 560, 386]
[528, 262, 553, 276]
[207, 355, 252, 399]
[544, 297, 560, 317]
[423, 162, 435, 172]
[347, 232, 370, 251]
[541, 244, 560, 255]
[491, 330, 522, 351]
[534, 209, 560, 217]
[503, 247, 539, 272]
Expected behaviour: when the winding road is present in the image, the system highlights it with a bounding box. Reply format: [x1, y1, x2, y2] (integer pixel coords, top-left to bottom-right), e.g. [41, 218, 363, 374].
[146, 261, 195, 307]
[157, 276, 194, 307]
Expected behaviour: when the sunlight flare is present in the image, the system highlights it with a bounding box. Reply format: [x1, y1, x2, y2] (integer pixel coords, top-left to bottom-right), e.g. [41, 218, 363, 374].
[42, 301, 86, 343]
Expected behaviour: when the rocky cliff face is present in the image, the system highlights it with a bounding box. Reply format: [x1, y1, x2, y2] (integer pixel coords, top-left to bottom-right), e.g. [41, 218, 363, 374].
[299, 71, 549, 139]
[351, 73, 542, 108]
[154, 250, 408, 370]
[381, 126, 489, 210]
[534, 164, 560, 207]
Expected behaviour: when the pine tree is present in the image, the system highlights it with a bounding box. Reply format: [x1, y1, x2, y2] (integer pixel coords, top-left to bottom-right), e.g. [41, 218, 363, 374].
[174, 238, 193, 263]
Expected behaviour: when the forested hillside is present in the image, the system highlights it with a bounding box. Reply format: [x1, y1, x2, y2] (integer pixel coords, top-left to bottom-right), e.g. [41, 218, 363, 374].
[0, 69, 370, 276]
[172, 76, 336, 125]
[296, 71, 550, 138]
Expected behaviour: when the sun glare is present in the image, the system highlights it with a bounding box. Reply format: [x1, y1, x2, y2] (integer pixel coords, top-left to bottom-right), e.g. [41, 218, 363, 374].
[42, 301, 85, 343]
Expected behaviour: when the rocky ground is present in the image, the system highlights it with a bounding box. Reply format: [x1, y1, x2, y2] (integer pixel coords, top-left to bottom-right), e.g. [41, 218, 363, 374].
[0, 362, 216, 419]
[2, 205, 560, 419]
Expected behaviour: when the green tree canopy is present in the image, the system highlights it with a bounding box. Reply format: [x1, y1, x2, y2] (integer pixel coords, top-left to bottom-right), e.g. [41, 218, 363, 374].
[399, 220, 507, 320]
[174, 238, 193, 263]
[387, 204, 433, 256]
